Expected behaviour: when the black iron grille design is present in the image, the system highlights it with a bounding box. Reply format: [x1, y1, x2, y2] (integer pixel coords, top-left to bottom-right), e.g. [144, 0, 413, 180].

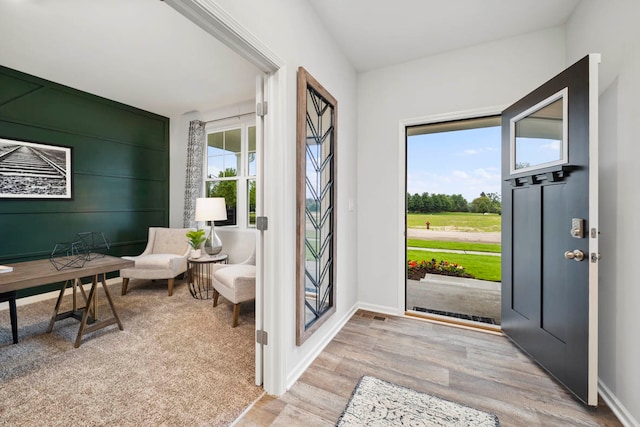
[304, 86, 335, 327]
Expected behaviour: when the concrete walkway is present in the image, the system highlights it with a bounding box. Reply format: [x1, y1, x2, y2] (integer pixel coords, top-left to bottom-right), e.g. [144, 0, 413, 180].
[407, 228, 501, 244]
[407, 246, 501, 257]
[407, 274, 501, 324]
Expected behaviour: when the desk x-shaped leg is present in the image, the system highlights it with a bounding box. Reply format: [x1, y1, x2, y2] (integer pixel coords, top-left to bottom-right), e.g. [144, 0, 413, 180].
[72, 277, 98, 320]
[47, 274, 123, 348]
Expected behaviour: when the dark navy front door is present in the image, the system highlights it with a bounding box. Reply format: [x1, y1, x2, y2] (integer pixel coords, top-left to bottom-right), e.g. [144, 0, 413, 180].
[501, 55, 600, 406]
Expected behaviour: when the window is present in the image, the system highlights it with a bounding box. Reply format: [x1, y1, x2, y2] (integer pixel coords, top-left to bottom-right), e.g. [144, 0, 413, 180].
[205, 123, 256, 228]
[510, 88, 568, 174]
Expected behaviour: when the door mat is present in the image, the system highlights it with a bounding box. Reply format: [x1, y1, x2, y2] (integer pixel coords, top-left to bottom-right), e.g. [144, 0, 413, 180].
[337, 376, 499, 427]
[413, 306, 497, 325]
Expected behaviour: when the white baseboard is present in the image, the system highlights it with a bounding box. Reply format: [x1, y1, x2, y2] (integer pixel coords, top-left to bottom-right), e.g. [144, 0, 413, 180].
[599, 379, 640, 427]
[357, 302, 402, 317]
[285, 302, 360, 391]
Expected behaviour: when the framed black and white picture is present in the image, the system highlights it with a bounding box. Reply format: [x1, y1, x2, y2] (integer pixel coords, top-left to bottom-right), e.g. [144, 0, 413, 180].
[0, 137, 72, 199]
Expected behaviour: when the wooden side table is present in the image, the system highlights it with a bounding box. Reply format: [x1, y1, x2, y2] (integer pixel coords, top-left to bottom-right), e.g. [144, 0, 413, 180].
[187, 254, 228, 299]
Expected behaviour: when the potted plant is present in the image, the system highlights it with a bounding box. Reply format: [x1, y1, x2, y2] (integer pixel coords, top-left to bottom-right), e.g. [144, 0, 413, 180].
[186, 229, 206, 258]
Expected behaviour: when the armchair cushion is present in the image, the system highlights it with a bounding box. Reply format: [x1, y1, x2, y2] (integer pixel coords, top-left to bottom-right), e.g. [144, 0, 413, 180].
[124, 254, 183, 269]
[215, 228, 256, 264]
[214, 265, 256, 290]
[152, 232, 190, 255]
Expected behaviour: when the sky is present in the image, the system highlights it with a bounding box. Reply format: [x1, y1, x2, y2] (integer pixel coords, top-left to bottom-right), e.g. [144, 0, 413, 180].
[407, 126, 501, 203]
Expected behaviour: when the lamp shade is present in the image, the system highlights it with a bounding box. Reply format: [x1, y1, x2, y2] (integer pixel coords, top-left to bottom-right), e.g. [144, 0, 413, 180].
[195, 197, 227, 222]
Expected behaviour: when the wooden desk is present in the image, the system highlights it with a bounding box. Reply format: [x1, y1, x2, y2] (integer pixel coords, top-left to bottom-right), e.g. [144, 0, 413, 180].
[0, 291, 17, 344]
[0, 255, 134, 347]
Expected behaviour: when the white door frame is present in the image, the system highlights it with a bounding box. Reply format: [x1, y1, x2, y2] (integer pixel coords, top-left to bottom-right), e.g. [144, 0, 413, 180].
[397, 106, 505, 315]
[164, 0, 287, 395]
[255, 75, 265, 386]
[586, 54, 600, 403]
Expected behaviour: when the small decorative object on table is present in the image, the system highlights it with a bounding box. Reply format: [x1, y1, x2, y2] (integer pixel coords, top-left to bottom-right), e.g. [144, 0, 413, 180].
[49, 231, 112, 270]
[75, 231, 111, 260]
[49, 241, 89, 270]
[186, 229, 207, 259]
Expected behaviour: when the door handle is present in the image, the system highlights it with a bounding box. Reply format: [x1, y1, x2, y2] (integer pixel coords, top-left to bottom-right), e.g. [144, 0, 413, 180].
[564, 249, 585, 262]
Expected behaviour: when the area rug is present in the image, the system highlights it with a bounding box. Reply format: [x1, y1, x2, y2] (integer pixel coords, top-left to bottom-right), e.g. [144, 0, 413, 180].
[336, 376, 499, 427]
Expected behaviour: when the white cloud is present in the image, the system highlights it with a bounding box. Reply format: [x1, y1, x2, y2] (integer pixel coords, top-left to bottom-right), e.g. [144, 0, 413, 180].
[460, 146, 497, 156]
[472, 168, 496, 180]
[452, 170, 470, 179]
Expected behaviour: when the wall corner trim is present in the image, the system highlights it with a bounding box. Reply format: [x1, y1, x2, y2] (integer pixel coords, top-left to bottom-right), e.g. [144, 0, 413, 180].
[598, 378, 639, 427]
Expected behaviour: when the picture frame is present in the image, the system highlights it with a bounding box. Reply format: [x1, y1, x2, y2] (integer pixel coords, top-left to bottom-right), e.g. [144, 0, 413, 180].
[0, 137, 72, 199]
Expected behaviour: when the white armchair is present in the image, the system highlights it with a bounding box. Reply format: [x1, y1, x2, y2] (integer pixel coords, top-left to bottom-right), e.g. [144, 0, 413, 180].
[209, 229, 256, 327]
[120, 227, 192, 296]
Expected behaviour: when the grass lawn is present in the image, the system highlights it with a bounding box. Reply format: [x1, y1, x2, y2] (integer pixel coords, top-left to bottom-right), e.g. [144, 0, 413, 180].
[406, 212, 501, 281]
[407, 249, 501, 282]
[406, 239, 501, 253]
[407, 212, 501, 232]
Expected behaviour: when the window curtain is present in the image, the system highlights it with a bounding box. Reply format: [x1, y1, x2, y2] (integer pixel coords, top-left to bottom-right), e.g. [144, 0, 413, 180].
[183, 120, 205, 227]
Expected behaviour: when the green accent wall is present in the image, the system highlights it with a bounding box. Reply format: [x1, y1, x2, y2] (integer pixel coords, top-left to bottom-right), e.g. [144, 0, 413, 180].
[0, 65, 170, 296]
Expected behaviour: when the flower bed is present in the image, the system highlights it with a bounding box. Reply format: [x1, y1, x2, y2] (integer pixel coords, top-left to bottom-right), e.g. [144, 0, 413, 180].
[407, 258, 474, 280]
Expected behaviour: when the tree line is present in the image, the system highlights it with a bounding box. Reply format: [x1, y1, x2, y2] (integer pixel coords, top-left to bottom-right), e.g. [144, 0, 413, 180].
[407, 192, 501, 214]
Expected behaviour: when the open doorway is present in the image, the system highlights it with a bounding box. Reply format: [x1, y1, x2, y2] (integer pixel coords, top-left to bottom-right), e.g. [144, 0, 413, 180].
[405, 116, 502, 328]
[162, 0, 286, 393]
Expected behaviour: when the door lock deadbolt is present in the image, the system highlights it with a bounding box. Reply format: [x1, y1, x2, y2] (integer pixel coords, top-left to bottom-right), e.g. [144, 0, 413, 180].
[564, 249, 585, 262]
[571, 218, 585, 238]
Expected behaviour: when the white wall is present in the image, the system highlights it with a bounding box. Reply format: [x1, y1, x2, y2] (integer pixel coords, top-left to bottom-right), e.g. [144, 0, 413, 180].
[356, 27, 566, 313]
[168, 0, 359, 394]
[566, 1, 640, 425]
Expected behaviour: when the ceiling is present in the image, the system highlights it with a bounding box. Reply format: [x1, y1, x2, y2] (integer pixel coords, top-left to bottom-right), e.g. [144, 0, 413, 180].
[0, 0, 580, 118]
[0, 0, 260, 118]
[307, 0, 581, 72]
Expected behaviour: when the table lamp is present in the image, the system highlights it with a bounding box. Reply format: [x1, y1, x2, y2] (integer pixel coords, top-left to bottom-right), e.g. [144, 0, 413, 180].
[195, 197, 227, 255]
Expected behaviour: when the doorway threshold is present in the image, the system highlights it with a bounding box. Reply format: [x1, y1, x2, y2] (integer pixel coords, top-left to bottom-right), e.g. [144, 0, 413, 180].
[405, 310, 502, 335]
[412, 306, 497, 325]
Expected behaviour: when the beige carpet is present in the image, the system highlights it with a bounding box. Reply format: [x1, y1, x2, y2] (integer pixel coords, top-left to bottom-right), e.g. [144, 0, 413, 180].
[0, 277, 262, 426]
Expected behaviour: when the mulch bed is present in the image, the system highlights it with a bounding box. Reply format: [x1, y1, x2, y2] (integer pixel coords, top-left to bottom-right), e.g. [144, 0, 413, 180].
[407, 265, 474, 281]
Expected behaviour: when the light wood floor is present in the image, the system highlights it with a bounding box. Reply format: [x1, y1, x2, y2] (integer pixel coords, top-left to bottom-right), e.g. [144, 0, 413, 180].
[237, 310, 621, 426]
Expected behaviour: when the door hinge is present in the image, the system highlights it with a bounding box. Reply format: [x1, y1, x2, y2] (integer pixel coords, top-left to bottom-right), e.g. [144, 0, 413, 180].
[256, 102, 268, 117]
[256, 216, 268, 231]
[256, 330, 268, 345]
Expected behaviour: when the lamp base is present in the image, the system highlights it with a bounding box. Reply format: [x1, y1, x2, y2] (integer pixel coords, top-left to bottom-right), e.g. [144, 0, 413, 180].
[205, 227, 223, 255]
